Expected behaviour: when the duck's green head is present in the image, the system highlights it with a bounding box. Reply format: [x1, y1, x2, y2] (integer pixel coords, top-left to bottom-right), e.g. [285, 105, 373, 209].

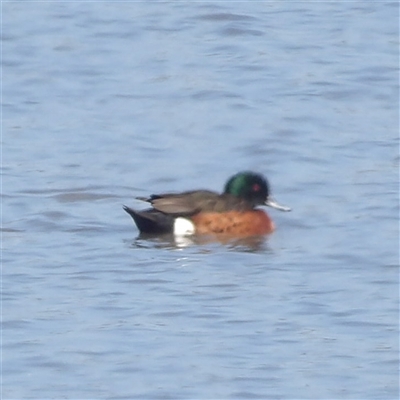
[224, 171, 291, 211]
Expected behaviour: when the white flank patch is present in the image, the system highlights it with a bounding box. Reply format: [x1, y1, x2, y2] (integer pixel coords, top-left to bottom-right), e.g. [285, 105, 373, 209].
[174, 217, 195, 236]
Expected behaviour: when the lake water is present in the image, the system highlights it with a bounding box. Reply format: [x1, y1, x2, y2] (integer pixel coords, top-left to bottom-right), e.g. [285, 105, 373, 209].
[3, 1, 399, 399]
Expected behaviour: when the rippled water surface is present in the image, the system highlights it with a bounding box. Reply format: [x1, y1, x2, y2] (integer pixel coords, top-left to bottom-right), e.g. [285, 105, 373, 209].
[3, 2, 399, 399]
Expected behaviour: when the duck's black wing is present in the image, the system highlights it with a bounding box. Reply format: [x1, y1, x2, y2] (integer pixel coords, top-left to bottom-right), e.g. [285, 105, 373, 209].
[122, 206, 174, 234]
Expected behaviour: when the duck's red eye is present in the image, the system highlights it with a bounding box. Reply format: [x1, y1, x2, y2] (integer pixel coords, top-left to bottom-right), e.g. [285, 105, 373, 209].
[252, 183, 261, 192]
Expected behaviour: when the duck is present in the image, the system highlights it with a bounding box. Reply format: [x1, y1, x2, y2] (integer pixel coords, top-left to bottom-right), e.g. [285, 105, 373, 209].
[123, 171, 290, 237]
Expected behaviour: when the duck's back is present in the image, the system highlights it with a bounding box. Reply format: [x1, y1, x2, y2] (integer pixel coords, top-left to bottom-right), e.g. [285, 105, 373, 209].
[144, 190, 252, 215]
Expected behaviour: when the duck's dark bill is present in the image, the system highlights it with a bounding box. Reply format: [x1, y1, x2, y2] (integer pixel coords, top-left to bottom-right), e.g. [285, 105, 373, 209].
[265, 196, 291, 212]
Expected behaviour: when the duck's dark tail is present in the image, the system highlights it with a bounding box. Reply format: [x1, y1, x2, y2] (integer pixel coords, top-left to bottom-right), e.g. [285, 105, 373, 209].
[123, 205, 174, 234]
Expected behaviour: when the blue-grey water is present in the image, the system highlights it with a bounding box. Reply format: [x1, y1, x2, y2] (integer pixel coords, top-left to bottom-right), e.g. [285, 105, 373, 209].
[3, 2, 399, 399]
